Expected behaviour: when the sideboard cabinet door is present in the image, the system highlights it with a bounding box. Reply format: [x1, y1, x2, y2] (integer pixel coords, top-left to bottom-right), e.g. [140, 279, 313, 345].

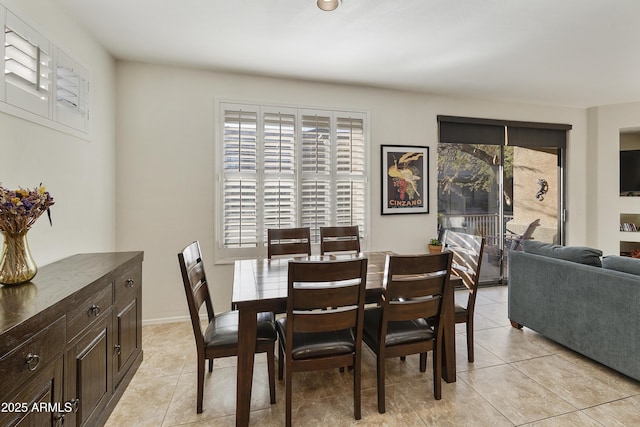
[65, 311, 113, 427]
[0, 356, 64, 427]
[113, 262, 142, 387]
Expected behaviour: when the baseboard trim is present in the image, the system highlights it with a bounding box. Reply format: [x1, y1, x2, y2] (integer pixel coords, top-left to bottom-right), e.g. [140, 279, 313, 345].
[142, 314, 207, 326]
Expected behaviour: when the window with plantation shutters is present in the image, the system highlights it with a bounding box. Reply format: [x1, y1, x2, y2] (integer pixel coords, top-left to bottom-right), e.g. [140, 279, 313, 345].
[0, 4, 90, 137]
[219, 102, 367, 258]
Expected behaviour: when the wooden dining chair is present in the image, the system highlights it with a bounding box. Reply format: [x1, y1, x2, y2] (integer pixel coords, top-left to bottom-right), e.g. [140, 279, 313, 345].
[276, 257, 368, 427]
[362, 252, 453, 413]
[267, 227, 312, 258]
[177, 241, 277, 413]
[441, 229, 485, 362]
[319, 225, 361, 255]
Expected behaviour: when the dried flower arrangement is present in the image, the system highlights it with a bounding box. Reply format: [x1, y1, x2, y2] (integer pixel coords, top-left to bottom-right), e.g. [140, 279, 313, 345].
[0, 183, 54, 284]
[0, 183, 54, 233]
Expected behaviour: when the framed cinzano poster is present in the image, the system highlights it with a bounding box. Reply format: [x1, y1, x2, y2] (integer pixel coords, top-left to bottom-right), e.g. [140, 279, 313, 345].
[381, 145, 429, 215]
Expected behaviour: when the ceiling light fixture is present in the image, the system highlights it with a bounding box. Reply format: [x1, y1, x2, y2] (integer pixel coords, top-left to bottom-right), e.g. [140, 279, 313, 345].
[317, 0, 340, 11]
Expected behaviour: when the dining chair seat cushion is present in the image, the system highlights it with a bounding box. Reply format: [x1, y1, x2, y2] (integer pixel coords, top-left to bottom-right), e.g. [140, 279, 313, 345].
[454, 304, 469, 317]
[363, 307, 434, 348]
[276, 318, 356, 359]
[204, 311, 276, 348]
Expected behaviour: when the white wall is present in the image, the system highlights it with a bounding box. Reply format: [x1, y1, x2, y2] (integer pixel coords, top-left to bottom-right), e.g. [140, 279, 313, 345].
[1, 0, 117, 265]
[115, 62, 588, 323]
[589, 101, 640, 255]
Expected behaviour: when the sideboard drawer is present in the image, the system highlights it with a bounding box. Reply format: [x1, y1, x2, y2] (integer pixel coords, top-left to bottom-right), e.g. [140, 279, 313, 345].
[67, 282, 113, 342]
[114, 263, 142, 303]
[0, 316, 66, 400]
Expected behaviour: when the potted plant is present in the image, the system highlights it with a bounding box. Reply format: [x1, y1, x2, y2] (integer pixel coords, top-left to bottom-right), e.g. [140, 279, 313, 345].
[428, 238, 442, 254]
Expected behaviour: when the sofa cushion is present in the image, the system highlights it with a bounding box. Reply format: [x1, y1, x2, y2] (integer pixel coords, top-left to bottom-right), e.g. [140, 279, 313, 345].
[522, 240, 602, 267]
[601, 255, 640, 276]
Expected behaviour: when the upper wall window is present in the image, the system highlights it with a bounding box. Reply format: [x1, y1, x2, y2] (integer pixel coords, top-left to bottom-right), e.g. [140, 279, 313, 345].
[0, 5, 89, 137]
[218, 102, 368, 260]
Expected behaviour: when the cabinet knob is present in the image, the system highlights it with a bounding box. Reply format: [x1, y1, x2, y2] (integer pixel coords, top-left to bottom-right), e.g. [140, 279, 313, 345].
[25, 352, 40, 371]
[88, 304, 101, 317]
[126, 278, 135, 288]
[53, 412, 65, 426]
[68, 398, 79, 413]
[114, 344, 121, 355]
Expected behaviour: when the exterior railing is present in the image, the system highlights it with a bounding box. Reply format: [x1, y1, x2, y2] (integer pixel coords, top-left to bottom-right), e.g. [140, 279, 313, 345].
[439, 213, 514, 246]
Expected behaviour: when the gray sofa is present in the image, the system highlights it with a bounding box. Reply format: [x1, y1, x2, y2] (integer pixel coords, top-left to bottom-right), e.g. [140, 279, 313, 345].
[508, 241, 640, 382]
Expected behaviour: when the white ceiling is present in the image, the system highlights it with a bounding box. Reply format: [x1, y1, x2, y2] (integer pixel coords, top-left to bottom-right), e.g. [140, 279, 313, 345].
[53, 0, 640, 108]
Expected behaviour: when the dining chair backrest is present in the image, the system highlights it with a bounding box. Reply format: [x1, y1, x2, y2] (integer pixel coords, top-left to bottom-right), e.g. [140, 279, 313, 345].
[381, 252, 453, 326]
[267, 227, 312, 259]
[319, 225, 361, 255]
[441, 229, 484, 363]
[178, 241, 215, 352]
[287, 257, 368, 334]
[441, 230, 484, 294]
[363, 251, 452, 411]
[280, 256, 369, 425]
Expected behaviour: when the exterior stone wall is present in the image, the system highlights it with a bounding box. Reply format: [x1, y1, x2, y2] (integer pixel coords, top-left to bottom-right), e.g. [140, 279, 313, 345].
[511, 147, 559, 244]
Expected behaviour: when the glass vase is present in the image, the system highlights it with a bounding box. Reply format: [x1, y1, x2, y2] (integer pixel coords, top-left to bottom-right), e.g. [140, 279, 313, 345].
[0, 231, 38, 286]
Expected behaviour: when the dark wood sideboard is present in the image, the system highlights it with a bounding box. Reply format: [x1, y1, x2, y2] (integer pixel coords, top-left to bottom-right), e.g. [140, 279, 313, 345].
[0, 251, 144, 427]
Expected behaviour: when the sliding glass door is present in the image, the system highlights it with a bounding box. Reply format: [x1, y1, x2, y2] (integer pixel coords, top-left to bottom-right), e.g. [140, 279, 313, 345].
[438, 141, 504, 282]
[436, 116, 569, 284]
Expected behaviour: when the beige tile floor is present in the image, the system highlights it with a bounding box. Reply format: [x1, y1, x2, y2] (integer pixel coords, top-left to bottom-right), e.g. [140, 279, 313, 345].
[106, 286, 640, 426]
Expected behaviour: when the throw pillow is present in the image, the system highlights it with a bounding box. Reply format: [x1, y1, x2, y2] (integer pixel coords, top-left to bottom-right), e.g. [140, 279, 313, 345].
[522, 240, 603, 267]
[601, 255, 640, 276]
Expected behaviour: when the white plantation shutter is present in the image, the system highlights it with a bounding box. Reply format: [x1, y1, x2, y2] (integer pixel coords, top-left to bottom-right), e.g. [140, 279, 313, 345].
[4, 12, 51, 117]
[335, 116, 366, 230]
[223, 178, 257, 247]
[223, 107, 258, 247]
[219, 103, 367, 257]
[56, 66, 80, 109]
[264, 179, 296, 230]
[301, 179, 332, 243]
[55, 49, 89, 132]
[301, 114, 331, 174]
[263, 109, 297, 237]
[336, 180, 366, 226]
[224, 108, 257, 173]
[300, 113, 332, 243]
[264, 111, 295, 173]
[337, 116, 365, 174]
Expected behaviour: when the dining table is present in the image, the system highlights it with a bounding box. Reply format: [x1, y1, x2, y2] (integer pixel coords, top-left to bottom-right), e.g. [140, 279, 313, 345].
[231, 251, 459, 427]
